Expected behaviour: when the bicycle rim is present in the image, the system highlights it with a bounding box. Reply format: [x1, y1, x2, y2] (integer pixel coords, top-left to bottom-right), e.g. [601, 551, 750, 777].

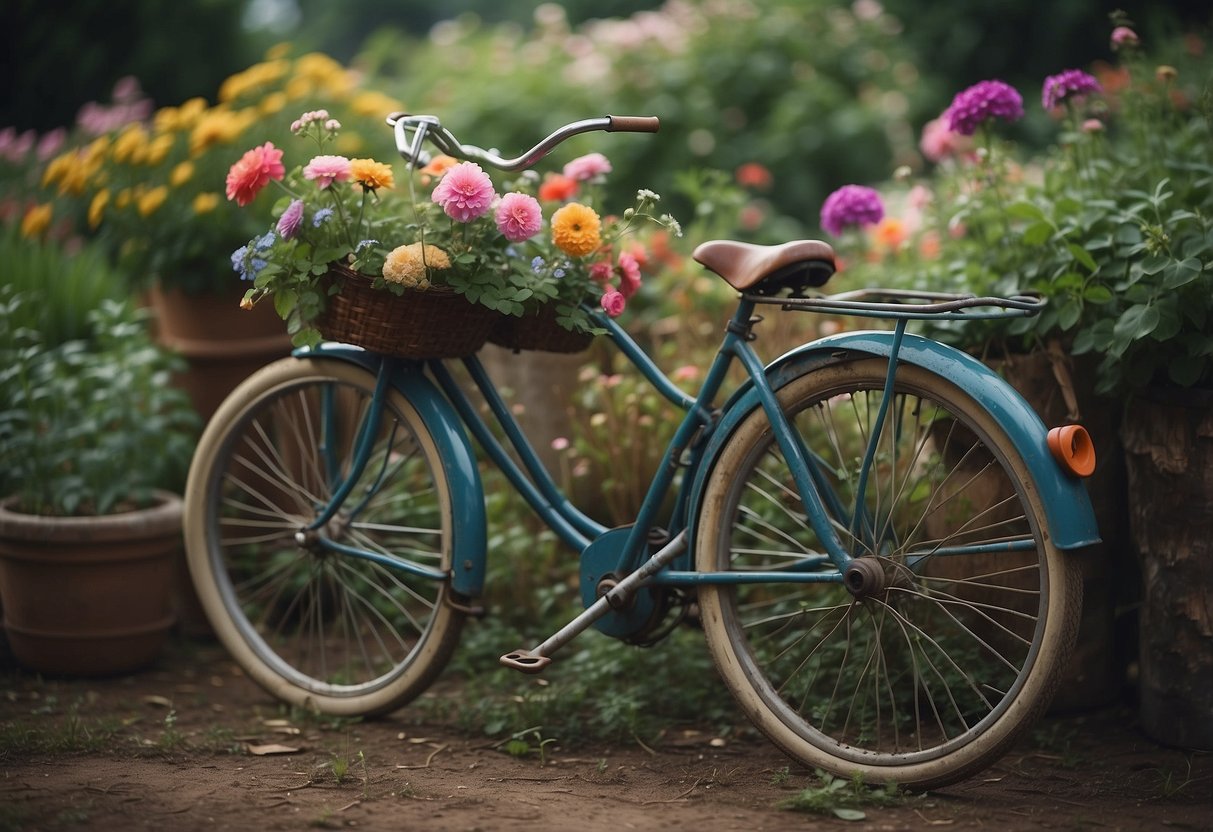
[696, 359, 1079, 788]
[185, 358, 462, 716]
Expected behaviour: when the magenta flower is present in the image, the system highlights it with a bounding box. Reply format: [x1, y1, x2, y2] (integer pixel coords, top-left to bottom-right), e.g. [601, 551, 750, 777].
[563, 152, 612, 182]
[302, 155, 351, 189]
[1042, 69, 1102, 110]
[618, 251, 642, 298]
[276, 199, 305, 240]
[819, 185, 884, 237]
[601, 288, 626, 317]
[494, 192, 543, 242]
[432, 161, 496, 222]
[946, 80, 1024, 136]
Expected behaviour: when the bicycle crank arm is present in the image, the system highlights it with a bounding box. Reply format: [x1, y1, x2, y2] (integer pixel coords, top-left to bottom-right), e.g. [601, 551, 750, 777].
[500, 531, 688, 673]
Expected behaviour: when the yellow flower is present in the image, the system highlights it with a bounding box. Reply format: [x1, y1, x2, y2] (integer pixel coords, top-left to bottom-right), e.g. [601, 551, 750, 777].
[170, 161, 195, 187]
[190, 109, 243, 156]
[260, 92, 288, 115]
[115, 188, 133, 209]
[285, 77, 313, 100]
[178, 98, 208, 129]
[349, 158, 395, 191]
[41, 151, 74, 189]
[193, 192, 220, 214]
[551, 203, 602, 257]
[144, 133, 175, 166]
[382, 243, 450, 288]
[218, 59, 290, 103]
[88, 189, 110, 229]
[112, 123, 150, 164]
[265, 43, 291, 61]
[20, 204, 53, 239]
[138, 185, 169, 216]
[335, 133, 365, 155]
[351, 90, 405, 118]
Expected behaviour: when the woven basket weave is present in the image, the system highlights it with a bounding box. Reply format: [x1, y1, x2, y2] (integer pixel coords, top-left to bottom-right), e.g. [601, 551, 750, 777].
[316, 265, 495, 359]
[488, 308, 594, 354]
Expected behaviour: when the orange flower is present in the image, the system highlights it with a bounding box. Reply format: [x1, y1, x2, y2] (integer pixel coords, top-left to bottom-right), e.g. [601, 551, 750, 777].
[735, 162, 772, 189]
[349, 158, 395, 191]
[551, 202, 601, 257]
[420, 154, 459, 179]
[871, 217, 908, 251]
[538, 173, 578, 202]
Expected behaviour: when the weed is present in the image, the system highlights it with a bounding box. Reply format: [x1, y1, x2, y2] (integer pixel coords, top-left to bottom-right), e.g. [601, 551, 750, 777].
[770, 765, 791, 786]
[0, 700, 121, 758]
[1150, 759, 1196, 800]
[778, 769, 907, 821]
[498, 727, 559, 764]
[157, 709, 188, 752]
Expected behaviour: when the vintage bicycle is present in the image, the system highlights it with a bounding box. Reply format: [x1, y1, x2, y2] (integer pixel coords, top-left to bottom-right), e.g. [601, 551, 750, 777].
[183, 113, 1099, 789]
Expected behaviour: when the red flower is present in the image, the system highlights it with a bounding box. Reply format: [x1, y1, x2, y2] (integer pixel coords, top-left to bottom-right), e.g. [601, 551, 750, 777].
[225, 142, 285, 206]
[618, 252, 641, 299]
[735, 162, 772, 190]
[538, 173, 578, 202]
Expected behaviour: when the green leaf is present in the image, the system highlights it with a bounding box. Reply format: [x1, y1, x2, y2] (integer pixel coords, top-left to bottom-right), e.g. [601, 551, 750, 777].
[273, 289, 298, 319]
[832, 808, 866, 821]
[1139, 254, 1168, 276]
[1113, 304, 1160, 343]
[1083, 285, 1113, 304]
[1021, 222, 1053, 246]
[1006, 201, 1047, 222]
[1056, 300, 1082, 331]
[1162, 257, 1202, 290]
[1066, 243, 1097, 273]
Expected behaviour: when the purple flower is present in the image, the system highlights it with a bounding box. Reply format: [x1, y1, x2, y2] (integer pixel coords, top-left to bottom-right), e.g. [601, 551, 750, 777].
[819, 185, 885, 237]
[1111, 26, 1139, 50]
[277, 199, 304, 240]
[1041, 69, 1102, 110]
[946, 80, 1024, 136]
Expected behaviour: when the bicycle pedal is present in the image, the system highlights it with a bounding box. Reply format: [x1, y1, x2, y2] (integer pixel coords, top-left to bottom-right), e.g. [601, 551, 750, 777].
[499, 649, 552, 674]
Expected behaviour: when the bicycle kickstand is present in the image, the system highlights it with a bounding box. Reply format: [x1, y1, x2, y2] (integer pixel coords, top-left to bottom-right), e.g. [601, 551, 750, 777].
[499, 530, 688, 674]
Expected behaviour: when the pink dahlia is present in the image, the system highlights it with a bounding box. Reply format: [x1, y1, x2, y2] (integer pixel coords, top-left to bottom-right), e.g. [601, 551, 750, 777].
[819, 185, 884, 237]
[946, 80, 1024, 136]
[432, 161, 496, 222]
[563, 152, 612, 182]
[225, 142, 285, 206]
[303, 155, 351, 189]
[617, 251, 642, 299]
[1042, 69, 1102, 111]
[494, 192, 543, 242]
[601, 288, 626, 318]
[1111, 26, 1139, 50]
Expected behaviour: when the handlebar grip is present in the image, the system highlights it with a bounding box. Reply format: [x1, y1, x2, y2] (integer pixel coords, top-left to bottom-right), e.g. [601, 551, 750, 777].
[606, 115, 660, 133]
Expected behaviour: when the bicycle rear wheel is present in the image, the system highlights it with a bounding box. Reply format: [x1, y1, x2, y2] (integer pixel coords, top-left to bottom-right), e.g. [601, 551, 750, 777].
[695, 358, 1080, 789]
[184, 357, 464, 717]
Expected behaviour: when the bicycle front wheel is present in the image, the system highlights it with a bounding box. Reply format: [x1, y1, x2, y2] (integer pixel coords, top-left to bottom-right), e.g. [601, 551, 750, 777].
[695, 358, 1080, 789]
[184, 357, 464, 717]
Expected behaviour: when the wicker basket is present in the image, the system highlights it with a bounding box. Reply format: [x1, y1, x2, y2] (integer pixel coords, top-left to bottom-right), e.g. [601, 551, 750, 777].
[316, 265, 495, 359]
[488, 308, 594, 354]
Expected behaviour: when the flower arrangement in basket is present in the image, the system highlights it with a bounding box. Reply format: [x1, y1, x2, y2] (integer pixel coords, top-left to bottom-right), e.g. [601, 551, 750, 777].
[229, 111, 680, 358]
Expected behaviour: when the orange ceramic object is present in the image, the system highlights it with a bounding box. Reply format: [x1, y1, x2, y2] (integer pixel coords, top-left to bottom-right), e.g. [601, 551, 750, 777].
[1047, 425, 1097, 478]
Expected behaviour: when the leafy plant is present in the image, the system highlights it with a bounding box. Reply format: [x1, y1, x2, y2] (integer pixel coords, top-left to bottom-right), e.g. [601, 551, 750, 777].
[778, 768, 907, 821]
[0, 293, 198, 515]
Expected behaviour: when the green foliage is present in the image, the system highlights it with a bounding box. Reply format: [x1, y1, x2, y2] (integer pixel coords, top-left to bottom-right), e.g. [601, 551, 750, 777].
[0, 293, 199, 515]
[778, 768, 907, 820]
[831, 19, 1213, 395]
[0, 224, 126, 346]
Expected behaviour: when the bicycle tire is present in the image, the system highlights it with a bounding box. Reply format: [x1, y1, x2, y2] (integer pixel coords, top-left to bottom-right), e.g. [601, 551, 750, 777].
[184, 357, 464, 717]
[695, 358, 1080, 789]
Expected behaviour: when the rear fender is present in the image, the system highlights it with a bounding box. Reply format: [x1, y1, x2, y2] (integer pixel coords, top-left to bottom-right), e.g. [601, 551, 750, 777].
[689, 332, 1099, 551]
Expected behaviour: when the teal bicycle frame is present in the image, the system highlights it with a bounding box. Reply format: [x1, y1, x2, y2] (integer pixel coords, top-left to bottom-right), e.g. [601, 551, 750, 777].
[297, 290, 1099, 663]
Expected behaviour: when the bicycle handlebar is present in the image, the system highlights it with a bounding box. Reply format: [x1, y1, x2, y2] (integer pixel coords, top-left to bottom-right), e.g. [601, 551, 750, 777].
[386, 112, 659, 171]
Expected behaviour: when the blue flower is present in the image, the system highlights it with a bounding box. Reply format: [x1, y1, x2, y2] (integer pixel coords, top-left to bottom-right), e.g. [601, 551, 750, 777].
[355, 238, 379, 253]
[230, 245, 249, 275]
[313, 208, 334, 227]
[531, 256, 545, 272]
[553, 268, 566, 279]
[254, 230, 276, 251]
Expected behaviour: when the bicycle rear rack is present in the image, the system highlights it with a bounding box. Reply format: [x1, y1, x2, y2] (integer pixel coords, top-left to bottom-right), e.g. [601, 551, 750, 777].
[744, 288, 1045, 321]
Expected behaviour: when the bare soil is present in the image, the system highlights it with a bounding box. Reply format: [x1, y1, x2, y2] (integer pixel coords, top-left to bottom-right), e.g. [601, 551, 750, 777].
[1, 638, 1210, 832]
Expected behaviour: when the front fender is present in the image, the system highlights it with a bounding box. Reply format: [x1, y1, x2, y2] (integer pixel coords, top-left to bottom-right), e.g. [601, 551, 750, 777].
[690, 332, 1099, 551]
[298, 346, 488, 596]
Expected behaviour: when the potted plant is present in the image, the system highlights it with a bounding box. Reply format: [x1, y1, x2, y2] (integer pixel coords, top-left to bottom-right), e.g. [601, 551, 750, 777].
[227, 112, 679, 357]
[22, 51, 409, 418]
[820, 18, 1213, 747]
[0, 291, 198, 676]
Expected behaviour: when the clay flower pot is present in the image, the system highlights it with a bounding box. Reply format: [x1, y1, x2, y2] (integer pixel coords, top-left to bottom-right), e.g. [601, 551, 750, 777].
[0, 491, 181, 676]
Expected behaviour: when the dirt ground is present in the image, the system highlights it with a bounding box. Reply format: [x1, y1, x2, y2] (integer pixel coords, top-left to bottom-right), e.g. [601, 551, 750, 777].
[1, 638, 1210, 832]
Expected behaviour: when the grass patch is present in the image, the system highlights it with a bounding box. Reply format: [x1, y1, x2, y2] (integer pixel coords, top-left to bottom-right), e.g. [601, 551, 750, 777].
[778, 769, 909, 821]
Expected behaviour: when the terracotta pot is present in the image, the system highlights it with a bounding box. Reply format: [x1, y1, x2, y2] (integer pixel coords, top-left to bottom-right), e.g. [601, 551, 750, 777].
[0, 492, 181, 676]
[148, 283, 292, 422]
